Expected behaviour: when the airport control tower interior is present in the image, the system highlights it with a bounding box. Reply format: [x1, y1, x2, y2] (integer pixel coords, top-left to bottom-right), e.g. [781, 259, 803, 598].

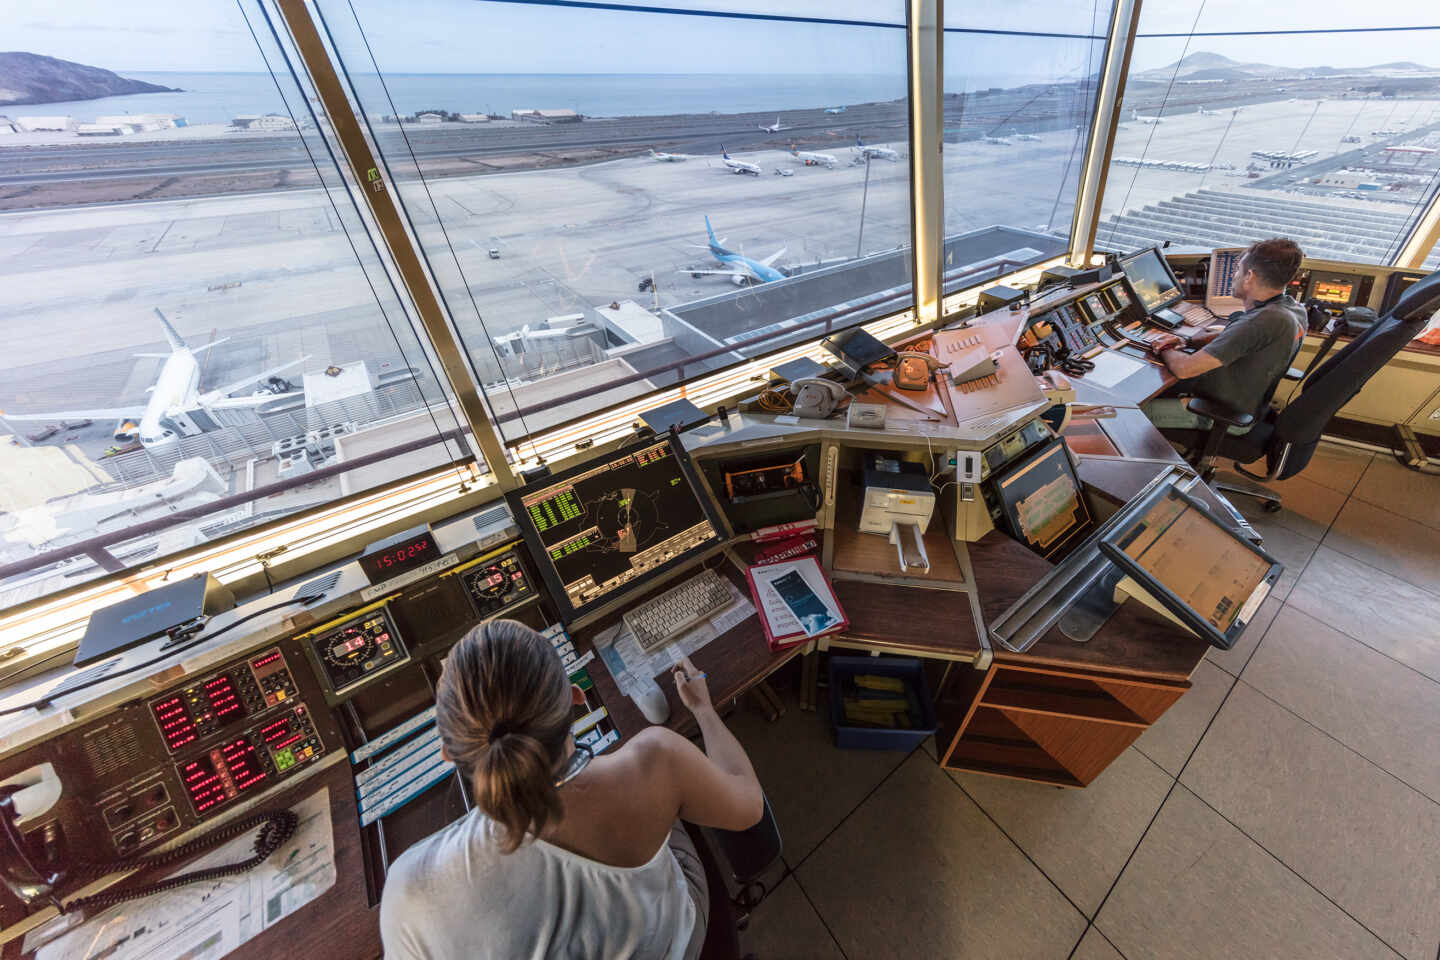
[5, 1, 1440, 958]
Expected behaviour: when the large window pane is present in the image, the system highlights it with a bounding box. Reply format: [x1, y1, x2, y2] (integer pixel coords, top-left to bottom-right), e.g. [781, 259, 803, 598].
[942, 1, 1112, 284]
[0, 3, 469, 608]
[1097, 1, 1440, 268]
[318, 0, 912, 444]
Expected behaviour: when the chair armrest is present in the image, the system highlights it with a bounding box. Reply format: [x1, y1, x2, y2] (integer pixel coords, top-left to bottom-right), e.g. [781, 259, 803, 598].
[1284, 367, 1304, 381]
[1186, 395, 1253, 428]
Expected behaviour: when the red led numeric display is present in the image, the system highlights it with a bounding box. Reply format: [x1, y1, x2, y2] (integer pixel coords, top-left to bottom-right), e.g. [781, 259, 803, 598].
[152, 695, 197, 751]
[180, 736, 269, 816]
[203, 675, 244, 724]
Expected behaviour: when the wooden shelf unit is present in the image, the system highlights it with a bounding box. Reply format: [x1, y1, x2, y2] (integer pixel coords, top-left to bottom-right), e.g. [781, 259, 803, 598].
[935, 660, 1187, 787]
[827, 468, 967, 589]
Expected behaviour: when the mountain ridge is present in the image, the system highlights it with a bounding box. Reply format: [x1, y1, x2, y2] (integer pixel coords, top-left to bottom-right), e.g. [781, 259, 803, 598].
[0, 52, 178, 109]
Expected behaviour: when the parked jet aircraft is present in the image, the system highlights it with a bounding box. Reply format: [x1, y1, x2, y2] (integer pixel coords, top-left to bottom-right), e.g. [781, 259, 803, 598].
[720, 146, 762, 175]
[791, 144, 839, 168]
[648, 149, 692, 162]
[3, 310, 306, 450]
[684, 216, 786, 285]
[759, 116, 789, 133]
[1132, 109, 1166, 124]
[825, 105, 847, 115]
[853, 136, 899, 161]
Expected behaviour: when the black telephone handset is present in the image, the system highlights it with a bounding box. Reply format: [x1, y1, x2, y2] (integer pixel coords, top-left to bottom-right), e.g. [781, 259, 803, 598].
[1, 779, 297, 916]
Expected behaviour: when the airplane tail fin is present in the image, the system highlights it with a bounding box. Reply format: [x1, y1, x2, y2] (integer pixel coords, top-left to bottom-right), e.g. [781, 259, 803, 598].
[721, 144, 730, 159]
[705, 215, 718, 245]
[154, 308, 186, 351]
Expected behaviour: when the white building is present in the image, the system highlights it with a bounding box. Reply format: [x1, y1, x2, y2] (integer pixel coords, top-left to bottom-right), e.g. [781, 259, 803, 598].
[76, 123, 140, 136]
[511, 108, 581, 123]
[95, 113, 185, 130]
[457, 113, 490, 123]
[17, 116, 74, 132]
[414, 113, 445, 124]
[232, 114, 297, 131]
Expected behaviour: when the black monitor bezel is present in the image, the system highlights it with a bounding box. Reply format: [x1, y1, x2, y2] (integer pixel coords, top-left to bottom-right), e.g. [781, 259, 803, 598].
[1097, 482, 1282, 650]
[1119, 246, 1186, 316]
[505, 433, 727, 625]
[991, 437, 1092, 560]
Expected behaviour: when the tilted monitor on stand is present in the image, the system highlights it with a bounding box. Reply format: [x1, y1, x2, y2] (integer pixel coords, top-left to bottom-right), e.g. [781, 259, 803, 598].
[506, 435, 726, 625]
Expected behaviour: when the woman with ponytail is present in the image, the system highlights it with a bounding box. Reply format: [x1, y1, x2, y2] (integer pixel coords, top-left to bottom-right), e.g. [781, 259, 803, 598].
[380, 619, 764, 959]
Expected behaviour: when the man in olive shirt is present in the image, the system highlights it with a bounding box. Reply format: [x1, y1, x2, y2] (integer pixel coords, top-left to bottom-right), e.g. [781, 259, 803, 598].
[1142, 237, 1308, 435]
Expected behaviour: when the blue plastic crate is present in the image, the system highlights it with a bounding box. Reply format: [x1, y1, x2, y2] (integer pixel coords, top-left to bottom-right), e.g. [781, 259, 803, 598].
[827, 656, 936, 750]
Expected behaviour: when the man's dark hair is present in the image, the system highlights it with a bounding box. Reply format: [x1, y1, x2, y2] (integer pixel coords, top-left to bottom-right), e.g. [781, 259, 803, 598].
[1241, 238, 1304, 289]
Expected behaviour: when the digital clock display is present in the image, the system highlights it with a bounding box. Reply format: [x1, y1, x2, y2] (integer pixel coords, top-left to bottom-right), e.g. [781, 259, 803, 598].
[358, 525, 441, 584]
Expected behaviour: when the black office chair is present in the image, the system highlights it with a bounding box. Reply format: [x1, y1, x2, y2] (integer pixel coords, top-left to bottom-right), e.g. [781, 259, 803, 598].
[686, 795, 783, 960]
[1186, 270, 1440, 511]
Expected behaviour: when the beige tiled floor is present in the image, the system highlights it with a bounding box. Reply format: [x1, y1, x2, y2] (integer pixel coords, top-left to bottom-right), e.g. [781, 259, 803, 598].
[735, 441, 1440, 959]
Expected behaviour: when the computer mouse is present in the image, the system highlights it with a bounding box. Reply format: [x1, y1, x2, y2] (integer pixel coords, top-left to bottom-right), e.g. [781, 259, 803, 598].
[630, 682, 671, 725]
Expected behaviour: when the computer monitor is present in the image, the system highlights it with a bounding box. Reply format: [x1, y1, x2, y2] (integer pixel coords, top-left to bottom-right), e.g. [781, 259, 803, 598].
[990, 438, 1091, 560]
[507, 435, 726, 624]
[1120, 246, 1185, 326]
[1098, 483, 1281, 650]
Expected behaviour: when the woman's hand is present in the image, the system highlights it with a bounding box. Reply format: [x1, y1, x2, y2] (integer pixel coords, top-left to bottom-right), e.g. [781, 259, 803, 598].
[672, 656, 713, 715]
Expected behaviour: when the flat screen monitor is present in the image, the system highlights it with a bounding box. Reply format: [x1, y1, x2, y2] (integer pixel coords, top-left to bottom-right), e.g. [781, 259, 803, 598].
[507, 435, 726, 624]
[1120, 246, 1185, 316]
[991, 438, 1091, 560]
[1099, 483, 1281, 649]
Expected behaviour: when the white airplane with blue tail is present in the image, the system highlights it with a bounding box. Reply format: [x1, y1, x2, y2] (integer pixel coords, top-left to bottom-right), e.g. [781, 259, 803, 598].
[853, 136, 899, 161]
[719, 146, 762, 175]
[684, 217, 787, 286]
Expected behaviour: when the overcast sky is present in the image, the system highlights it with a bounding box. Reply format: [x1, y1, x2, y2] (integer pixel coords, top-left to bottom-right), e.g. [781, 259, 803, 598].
[5, 0, 1436, 76]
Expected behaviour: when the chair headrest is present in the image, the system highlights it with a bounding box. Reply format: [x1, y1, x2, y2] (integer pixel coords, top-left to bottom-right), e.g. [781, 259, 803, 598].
[1389, 270, 1440, 322]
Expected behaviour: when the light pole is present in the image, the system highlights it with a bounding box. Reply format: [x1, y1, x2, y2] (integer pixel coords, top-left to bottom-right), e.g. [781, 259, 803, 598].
[856, 155, 872, 259]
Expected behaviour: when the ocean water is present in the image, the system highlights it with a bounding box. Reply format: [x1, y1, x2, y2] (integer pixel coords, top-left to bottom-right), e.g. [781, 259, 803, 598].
[23, 72, 919, 125]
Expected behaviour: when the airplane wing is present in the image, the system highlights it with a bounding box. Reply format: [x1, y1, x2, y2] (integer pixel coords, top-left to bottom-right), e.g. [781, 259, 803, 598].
[1, 405, 146, 421]
[761, 248, 788, 267]
[680, 269, 744, 279]
[202, 356, 309, 403]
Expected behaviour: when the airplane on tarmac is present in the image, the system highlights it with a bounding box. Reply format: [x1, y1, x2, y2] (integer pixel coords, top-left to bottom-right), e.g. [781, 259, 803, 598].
[853, 136, 899, 161]
[790, 144, 839, 168]
[759, 116, 789, 133]
[684, 216, 787, 286]
[981, 136, 1012, 146]
[825, 105, 847, 115]
[2, 310, 307, 451]
[648, 149, 692, 162]
[720, 146, 762, 175]
[1012, 128, 1041, 141]
[1132, 109, 1166, 124]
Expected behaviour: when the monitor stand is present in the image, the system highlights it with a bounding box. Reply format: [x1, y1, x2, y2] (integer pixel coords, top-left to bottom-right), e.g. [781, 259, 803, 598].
[1059, 568, 1192, 642]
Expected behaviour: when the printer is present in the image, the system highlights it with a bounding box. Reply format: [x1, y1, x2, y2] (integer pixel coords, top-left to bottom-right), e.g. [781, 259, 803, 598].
[859, 454, 935, 574]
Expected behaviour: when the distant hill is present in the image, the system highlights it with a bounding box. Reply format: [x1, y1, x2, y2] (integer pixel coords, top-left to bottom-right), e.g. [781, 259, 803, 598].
[1134, 51, 1439, 82]
[0, 52, 178, 108]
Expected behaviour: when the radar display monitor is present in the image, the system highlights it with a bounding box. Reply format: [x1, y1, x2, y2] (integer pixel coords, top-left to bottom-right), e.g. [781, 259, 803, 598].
[1099, 483, 1281, 650]
[507, 435, 726, 623]
[1120, 246, 1185, 326]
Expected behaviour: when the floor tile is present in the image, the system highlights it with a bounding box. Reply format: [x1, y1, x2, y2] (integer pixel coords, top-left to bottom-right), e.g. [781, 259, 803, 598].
[1072, 927, 1127, 960]
[1296, 442, 1374, 495]
[799, 753, 1086, 959]
[1134, 659, 1233, 776]
[1182, 682, 1440, 959]
[949, 748, 1173, 917]
[1287, 546, 1440, 682]
[1096, 785, 1395, 960]
[738, 876, 845, 960]
[1207, 594, 1281, 676]
[1216, 469, 1347, 542]
[1324, 497, 1440, 597]
[1242, 605, 1440, 803]
[1351, 455, 1440, 531]
[729, 682, 909, 864]
[1246, 517, 1320, 601]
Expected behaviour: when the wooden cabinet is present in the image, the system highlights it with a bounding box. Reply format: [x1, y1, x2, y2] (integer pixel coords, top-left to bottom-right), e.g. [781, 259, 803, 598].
[935, 660, 1187, 787]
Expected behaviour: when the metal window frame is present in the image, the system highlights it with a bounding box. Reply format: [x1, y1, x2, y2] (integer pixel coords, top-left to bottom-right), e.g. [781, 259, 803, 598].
[908, 0, 944, 325]
[1395, 190, 1440, 269]
[272, 0, 517, 491]
[1068, 0, 1142, 266]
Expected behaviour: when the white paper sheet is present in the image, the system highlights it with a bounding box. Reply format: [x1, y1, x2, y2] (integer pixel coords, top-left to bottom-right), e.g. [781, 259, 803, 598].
[591, 578, 754, 695]
[1083, 350, 1148, 389]
[32, 788, 335, 960]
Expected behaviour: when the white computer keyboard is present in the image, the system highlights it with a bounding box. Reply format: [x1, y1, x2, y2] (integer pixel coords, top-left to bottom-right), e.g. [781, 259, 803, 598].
[623, 568, 732, 653]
